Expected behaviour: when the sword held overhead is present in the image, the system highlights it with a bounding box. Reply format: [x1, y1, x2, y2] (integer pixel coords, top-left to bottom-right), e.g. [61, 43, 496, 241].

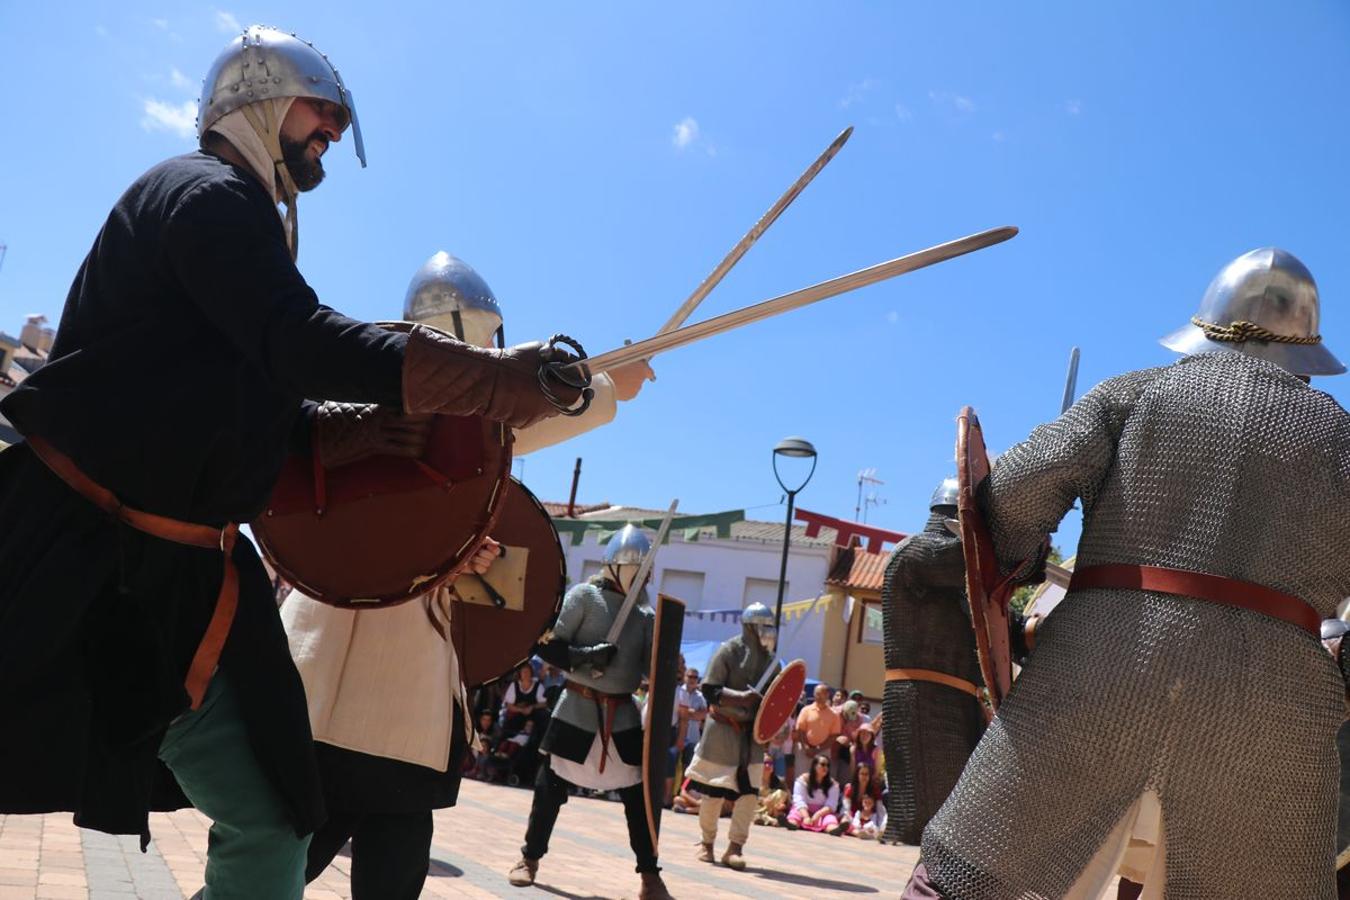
[572, 226, 1019, 376]
[657, 126, 854, 336]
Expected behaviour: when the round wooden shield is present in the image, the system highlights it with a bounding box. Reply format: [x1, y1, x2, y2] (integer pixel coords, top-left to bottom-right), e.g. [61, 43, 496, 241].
[449, 477, 567, 687]
[753, 658, 808, 744]
[255, 320, 514, 607]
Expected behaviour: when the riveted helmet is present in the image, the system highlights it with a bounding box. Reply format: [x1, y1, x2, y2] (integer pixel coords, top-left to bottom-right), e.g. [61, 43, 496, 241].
[1161, 248, 1344, 376]
[404, 252, 504, 347]
[198, 25, 366, 168]
[602, 524, 651, 567]
[930, 476, 959, 511]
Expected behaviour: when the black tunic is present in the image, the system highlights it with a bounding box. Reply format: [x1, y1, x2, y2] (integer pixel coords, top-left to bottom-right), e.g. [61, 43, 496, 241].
[0, 151, 408, 841]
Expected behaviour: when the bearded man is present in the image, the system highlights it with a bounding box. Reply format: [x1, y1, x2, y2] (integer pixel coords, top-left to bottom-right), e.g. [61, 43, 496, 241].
[0, 25, 581, 900]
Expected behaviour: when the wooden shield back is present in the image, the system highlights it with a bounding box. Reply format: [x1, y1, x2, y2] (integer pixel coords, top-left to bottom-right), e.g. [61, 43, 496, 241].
[752, 659, 807, 744]
[450, 477, 567, 687]
[643, 593, 686, 855]
[956, 406, 1011, 716]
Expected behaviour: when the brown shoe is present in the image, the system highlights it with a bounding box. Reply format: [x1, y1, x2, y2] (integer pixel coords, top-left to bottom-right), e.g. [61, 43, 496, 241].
[720, 841, 746, 871]
[696, 842, 715, 863]
[507, 857, 538, 887]
[639, 871, 674, 900]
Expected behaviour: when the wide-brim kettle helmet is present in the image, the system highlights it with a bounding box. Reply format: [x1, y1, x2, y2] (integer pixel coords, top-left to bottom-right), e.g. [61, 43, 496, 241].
[404, 252, 504, 348]
[1160, 248, 1344, 376]
[198, 25, 366, 168]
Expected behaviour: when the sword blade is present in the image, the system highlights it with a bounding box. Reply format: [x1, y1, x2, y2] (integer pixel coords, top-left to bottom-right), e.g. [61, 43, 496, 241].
[604, 499, 680, 645]
[1060, 346, 1081, 415]
[658, 126, 854, 335]
[573, 225, 1018, 374]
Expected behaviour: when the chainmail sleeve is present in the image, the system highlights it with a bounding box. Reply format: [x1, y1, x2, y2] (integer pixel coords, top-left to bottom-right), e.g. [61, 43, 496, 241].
[983, 368, 1160, 570]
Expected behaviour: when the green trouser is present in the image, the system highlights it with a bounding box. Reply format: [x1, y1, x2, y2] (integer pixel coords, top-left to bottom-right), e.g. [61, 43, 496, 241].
[158, 675, 310, 900]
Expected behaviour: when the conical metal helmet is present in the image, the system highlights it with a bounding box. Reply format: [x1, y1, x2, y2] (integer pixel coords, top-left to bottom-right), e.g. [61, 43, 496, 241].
[742, 602, 774, 627]
[602, 524, 651, 566]
[198, 25, 366, 167]
[1160, 248, 1344, 376]
[403, 252, 504, 347]
[930, 476, 959, 511]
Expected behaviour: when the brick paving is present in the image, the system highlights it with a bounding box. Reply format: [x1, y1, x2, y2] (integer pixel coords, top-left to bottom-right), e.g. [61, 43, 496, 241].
[0, 779, 920, 898]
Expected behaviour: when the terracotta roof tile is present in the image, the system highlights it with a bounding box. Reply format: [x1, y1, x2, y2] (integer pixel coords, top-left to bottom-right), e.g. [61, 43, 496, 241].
[562, 504, 836, 548]
[825, 546, 891, 594]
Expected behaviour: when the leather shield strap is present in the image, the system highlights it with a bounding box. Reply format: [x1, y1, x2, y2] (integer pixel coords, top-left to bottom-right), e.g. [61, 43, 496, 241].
[885, 667, 982, 700]
[27, 436, 240, 710]
[1070, 564, 1321, 637]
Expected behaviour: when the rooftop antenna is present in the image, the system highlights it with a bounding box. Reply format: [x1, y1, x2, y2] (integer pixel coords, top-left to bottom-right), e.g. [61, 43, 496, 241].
[855, 467, 883, 521]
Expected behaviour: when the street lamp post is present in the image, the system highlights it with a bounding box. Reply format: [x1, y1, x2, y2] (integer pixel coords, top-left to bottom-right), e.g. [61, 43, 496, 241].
[771, 437, 818, 637]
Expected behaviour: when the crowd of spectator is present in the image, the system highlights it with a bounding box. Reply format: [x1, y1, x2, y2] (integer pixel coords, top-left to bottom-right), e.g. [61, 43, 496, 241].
[465, 656, 886, 844]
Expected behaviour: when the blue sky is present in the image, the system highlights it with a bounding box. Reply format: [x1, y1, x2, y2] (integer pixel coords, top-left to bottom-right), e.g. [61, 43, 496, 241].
[3, 2, 1349, 555]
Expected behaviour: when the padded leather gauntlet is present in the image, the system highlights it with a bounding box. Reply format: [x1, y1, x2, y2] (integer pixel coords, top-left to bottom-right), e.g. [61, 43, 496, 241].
[401, 325, 585, 429]
[314, 401, 432, 469]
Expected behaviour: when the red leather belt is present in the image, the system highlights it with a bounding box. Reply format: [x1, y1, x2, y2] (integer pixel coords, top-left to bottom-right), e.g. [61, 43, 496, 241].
[1069, 563, 1321, 637]
[27, 436, 239, 709]
[565, 679, 630, 773]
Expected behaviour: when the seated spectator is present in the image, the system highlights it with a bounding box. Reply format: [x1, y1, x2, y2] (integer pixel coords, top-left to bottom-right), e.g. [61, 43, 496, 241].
[500, 662, 549, 736]
[853, 723, 879, 775]
[786, 754, 845, 834]
[848, 793, 886, 840]
[842, 762, 882, 819]
[672, 777, 705, 814]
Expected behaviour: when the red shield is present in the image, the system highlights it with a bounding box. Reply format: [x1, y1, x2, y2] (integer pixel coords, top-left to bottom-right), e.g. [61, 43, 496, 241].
[449, 477, 567, 687]
[753, 659, 807, 745]
[254, 322, 513, 608]
[956, 406, 1012, 716]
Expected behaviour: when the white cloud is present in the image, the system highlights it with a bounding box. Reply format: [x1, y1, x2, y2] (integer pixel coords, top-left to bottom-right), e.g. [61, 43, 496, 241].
[215, 10, 242, 33]
[886, 310, 900, 325]
[151, 18, 169, 30]
[94, 24, 108, 37]
[894, 103, 912, 122]
[141, 98, 198, 139]
[1065, 99, 1083, 116]
[929, 90, 975, 114]
[839, 77, 880, 109]
[992, 130, 1006, 143]
[672, 117, 699, 150]
[170, 67, 194, 91]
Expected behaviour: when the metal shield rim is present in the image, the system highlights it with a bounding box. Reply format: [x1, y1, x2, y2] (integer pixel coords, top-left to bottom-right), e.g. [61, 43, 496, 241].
[751, 658, 808, 745]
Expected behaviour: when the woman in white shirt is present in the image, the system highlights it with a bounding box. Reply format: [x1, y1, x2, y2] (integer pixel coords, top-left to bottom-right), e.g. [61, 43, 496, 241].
[785, 754, 845, 834]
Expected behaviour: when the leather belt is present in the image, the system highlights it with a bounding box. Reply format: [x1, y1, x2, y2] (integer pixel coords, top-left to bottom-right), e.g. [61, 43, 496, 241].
[710, 709, 743, 731]
[565, 679, 630, 773]
[885, 667, 982, 700]
[27, 436, 239, 710]
[1070, 563, 1321, 637]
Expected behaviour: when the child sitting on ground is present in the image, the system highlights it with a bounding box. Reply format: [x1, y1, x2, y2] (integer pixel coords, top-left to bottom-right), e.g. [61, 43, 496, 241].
[848, 793, 886, 839]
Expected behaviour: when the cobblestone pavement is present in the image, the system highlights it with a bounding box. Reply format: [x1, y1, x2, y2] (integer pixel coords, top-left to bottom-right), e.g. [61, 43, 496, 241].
[0, 779, 918, 898]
